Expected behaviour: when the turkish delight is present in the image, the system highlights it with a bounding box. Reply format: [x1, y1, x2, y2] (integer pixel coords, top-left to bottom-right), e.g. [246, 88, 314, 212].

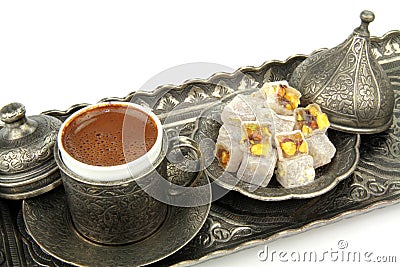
[275, 155, 315, 188]
[220, 94, 263, 127]
[259, 80, 301, 116]
[274, 130, 315, 188]
[215, 125, 242, 173]
[237, 151, 277, 187]
[294, 104, 336, 168]
[237, 121, 276, 187]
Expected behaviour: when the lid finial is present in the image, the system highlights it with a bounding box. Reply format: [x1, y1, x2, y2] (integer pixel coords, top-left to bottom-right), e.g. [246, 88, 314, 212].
[0, 102, 26, 123]
[354, 10, 375, 37]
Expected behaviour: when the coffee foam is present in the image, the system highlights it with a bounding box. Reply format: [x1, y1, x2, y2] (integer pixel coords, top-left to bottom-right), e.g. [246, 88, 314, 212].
[62, 105, 158, 167]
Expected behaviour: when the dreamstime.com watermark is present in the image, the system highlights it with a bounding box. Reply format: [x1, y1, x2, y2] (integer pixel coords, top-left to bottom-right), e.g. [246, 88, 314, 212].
[257, 240, 397, 264]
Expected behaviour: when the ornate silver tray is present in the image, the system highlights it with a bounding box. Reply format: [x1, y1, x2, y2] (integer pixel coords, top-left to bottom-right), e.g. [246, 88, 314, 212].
[192, 89, 360, 201]
[0, 30, 395, 266]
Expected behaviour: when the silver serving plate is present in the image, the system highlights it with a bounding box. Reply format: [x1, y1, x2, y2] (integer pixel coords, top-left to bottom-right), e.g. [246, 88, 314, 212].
[192, 89, 360, 201]
[6, 30, 399, 267]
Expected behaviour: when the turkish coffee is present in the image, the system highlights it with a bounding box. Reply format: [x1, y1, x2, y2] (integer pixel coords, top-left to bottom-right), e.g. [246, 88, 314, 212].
[62, 104, 158, 166]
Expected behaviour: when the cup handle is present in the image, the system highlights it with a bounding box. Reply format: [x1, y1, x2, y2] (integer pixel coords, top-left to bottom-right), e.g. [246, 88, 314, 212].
[166, 135, 204, 195]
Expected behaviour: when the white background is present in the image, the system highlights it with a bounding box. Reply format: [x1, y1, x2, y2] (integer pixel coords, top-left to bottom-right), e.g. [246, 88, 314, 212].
[1, 1, 399, 266]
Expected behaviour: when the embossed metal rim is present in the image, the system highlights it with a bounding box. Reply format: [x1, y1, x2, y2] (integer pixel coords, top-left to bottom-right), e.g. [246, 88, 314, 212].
[0, 177, 62, 200]
[171, 198, 399, 267]
[40, 52, 315, 117]
[112, 51, 312, 104]
[37, 31, 399, 124]
[0, 161, 61, 200]
[370, 29, 400, 42]
[330, 117, 393, 134]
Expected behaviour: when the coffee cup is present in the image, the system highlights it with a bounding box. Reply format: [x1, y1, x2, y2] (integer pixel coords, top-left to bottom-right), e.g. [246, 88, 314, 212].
[55, 101, 203, 245]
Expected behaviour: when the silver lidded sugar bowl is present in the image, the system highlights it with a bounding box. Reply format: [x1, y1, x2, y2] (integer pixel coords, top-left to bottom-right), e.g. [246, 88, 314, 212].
[290, 10, 395, 134]
[0, 102, 62, 199]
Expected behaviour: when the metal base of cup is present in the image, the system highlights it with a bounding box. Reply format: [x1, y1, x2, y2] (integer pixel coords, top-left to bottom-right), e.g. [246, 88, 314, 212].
[66, 203, 168, 246]
[54, 144, 170, 246]
[61, 171, 169, 245]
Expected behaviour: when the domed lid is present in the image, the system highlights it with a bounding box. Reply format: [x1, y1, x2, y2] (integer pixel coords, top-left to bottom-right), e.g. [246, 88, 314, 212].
[290, 10, 394, 134]
[0, 102, 62, 199]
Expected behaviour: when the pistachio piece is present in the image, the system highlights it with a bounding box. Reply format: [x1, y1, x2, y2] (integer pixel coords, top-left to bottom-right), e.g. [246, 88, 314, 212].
[250, 143, 269, 156]
[316, 113, 330, 130]
[281, 141, 297, 156]
[308, 105, 320, 117]
[302, 125, 313, 135]
[298, 141, 308, 153]
[216, 146, 230, 168]
[297, 113, 303, 121]
[285, 92, 300, 110]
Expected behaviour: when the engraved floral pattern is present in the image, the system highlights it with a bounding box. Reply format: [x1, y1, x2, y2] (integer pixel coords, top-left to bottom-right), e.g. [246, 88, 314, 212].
[156, 93, 180, 113]
[357, 65, 377, 120]
[350, 172, 400, 202]
[61, 169, 167, 245]
[0, 116, 60, 174]
[317, 78, 354, 115]
[291, 34, 394, 131]
[237, 74, 259, 90]
[211, 81, 234, 98]
[193, 218, 262, 248]
[371, 33, 400, 59]
[390, 113, 400, 137]
[359, 84, 374, 101]
[290, 44, 345, 101]
[184, 86, 210, 103]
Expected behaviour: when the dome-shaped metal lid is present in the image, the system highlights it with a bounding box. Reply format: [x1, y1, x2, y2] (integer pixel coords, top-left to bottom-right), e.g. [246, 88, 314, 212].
[0, 102, 62, 199]
[290, 10, 395, 134]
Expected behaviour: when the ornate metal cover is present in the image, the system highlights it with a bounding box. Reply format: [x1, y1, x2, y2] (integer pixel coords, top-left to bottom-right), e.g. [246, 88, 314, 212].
[290, 11, 395, 134]
[0, 102, 62, 199]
